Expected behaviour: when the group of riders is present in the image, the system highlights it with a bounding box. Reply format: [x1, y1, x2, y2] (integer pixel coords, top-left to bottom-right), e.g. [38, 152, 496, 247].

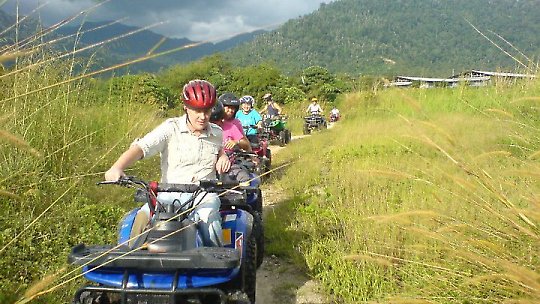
[70, 80, 342, 303]
[105, 80, 340, 248]
[306, 97, 341, 122]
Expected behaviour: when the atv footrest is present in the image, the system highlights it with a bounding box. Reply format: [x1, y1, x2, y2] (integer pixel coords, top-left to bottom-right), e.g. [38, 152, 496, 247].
[69, 244, 240, 270]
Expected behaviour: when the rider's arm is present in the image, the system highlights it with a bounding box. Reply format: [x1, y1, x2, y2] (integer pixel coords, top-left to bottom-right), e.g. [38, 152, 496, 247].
[238, 137, 252, 152]
[275, 103, 283, 114]
[105, 119, 172, 181]
[216, 148, 231, 174]
[253, 111, 263, 128]
[105, 145, 144, 181]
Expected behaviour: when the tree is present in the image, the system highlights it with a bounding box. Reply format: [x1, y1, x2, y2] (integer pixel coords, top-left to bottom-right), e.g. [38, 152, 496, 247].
[301, 66, 336, 98]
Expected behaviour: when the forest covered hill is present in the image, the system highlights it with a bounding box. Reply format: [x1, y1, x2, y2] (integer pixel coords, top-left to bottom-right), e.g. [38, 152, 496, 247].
[223, 0, 540, 76]
[2, 0, 539, 77]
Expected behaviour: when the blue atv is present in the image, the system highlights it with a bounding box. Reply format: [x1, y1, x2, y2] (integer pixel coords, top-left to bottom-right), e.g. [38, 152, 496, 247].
[68, 176, 257, 304]
[224, 149, 265, 267]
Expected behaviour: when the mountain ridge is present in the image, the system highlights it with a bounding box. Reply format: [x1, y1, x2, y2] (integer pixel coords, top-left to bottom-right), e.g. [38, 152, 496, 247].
[0, 10, 266, 73]
[223, 0, 540, 76]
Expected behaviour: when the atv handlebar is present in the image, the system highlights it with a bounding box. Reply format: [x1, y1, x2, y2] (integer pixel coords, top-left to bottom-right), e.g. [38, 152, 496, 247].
[98, 176, 240, 193]
[228, 148, 258, 158]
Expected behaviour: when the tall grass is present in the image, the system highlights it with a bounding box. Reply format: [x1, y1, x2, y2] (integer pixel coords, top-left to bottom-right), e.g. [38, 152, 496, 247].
[268, 79, 540, 303]
[0, 46, 164, 302]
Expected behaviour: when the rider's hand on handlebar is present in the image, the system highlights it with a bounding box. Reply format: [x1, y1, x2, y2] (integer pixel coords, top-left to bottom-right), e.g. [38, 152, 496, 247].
[104, 167, 126, 181]
[216, 153, 231, 174]
[224, 139, 238, 150]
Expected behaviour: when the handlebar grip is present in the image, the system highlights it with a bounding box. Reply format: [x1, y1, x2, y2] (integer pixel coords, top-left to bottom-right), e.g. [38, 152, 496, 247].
[200, 179, 240, 189]
[96, 180, 118, 185]
[157, 183, 200, 193]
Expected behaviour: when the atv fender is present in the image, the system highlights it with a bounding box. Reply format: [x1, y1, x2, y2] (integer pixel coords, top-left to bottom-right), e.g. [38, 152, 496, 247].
[117, 208, 139, 245]
[221, 209, 254, 255]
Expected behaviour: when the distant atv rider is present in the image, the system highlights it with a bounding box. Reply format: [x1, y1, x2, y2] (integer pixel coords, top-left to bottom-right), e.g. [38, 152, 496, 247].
[259, 93, 283, 119]
[105, 79, 230, 247]
[306, 97, 323, 115]
[330, 106, 340, 121]
[235, 95, 263, 143]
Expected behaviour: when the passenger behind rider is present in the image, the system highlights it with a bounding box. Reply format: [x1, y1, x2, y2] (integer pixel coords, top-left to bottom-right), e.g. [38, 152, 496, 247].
[235, 95, 263, 144]
[215, 92, 252, 152]
[259, 93, 283, 119]
[104, 79, 230, 248]
[306, 97, 323, 115]
[210, 93, 255, 183]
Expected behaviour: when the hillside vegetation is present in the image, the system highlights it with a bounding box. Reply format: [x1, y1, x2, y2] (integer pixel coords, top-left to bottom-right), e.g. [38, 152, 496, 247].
[0, 38, 350, 304]
[225, 0, 540, 76]
[267, 79, 540, 302]
[0, 2, 539, 303]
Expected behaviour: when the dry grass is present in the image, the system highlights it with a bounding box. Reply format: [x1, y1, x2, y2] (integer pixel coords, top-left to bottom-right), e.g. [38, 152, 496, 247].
[0, 130, 42, 158]
[271, 81, 540, 303]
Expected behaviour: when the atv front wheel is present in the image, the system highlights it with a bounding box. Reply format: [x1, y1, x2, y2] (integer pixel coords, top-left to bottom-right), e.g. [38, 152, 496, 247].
[278, 130, 286, 146]
[244, 231, 257, 303]
[231, 229, 257, 303]
[73, 290, 109, 304]
[285, 129, 292, 143]
[253, 211, 265, 268]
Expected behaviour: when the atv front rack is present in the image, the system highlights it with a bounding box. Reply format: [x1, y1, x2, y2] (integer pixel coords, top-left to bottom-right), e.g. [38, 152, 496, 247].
[75, 282, 229, 304]
[69, 244, 240, 270]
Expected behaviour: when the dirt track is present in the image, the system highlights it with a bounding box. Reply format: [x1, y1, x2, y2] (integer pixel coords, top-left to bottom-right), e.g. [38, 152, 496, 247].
[255, 183, 329, 304]
[255, 126, 334, 303]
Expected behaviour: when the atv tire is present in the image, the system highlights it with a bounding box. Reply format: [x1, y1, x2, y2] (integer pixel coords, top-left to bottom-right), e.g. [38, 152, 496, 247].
[253, 211, 265, 268]
[279, 130, 286, 146]
[232, 229, 257, 303]
[303, 125, 310, 135]
[255, 188, 263, 213]
[265, 148, 272, 166]
[73, 290, 109, 304]
[285, 129, 292, 144]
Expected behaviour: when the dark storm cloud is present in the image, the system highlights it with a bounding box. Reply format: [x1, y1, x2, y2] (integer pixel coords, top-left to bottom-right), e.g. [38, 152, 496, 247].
[2, 0, 331, 41]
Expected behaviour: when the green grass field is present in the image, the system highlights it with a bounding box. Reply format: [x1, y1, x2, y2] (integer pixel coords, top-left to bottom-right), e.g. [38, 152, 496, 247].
[0, 52, 538, 303]
[267, 80, 540, 303]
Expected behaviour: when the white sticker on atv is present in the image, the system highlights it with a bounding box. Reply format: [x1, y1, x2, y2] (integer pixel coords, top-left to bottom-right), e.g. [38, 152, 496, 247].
[235, 232, 244, 258]
[225, 214, 237, 222]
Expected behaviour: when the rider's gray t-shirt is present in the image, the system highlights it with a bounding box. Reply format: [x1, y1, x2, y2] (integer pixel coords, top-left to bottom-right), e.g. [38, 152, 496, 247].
[132, 115, 223, 184]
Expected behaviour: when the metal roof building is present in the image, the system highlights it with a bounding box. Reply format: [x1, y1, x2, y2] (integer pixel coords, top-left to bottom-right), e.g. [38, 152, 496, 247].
[386, 69, 536, 88]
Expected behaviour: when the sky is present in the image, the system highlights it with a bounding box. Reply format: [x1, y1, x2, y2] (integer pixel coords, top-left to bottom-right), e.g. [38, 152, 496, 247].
[1, 0, 332, 41]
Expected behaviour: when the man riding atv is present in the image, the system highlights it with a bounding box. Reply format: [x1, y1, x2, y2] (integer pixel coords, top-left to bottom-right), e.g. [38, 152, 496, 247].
[329, 106, 341, 122]
[306, 97, 323, 115]
[303, 97, 327, 134]
[210, 94, 258, 184]
[105, 79, 230, 247]
[259, 93, 283, 118]
[77, 81, 259, 304]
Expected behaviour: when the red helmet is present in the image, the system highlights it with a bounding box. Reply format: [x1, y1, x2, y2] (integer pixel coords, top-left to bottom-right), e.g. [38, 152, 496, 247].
[182, 80, 216, 110]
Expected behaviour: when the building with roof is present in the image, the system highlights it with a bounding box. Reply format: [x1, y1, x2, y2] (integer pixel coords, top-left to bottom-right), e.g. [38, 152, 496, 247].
[386, 69, 536, 88]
